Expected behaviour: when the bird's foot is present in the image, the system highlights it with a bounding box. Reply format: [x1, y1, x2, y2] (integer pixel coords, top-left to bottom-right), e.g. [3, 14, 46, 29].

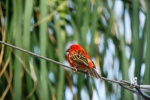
[73, 67, 77, 72]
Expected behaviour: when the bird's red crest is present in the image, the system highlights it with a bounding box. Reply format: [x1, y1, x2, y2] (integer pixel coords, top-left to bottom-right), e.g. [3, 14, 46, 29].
[67, 44, 84, 52]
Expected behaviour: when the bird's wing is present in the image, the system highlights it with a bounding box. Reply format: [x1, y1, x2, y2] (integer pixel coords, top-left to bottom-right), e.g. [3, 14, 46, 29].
[70, 50, 89, 67]
[92, 61, 96, 68]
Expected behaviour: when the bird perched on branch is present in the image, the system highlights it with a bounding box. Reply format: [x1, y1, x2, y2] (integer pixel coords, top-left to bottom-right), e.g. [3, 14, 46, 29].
[66, 44, 101, 79]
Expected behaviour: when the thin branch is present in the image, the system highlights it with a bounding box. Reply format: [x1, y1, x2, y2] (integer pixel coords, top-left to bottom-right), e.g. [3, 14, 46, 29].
[0, 41, 76, 71]
[0, 71, 12, 100]
[140, 85, 150, 92]
[0, 41, 150, 98]
[0, 55, 10, 77]
[135, 86, 150, 100]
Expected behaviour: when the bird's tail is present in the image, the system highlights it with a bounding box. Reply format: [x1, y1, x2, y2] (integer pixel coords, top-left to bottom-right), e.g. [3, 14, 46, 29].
[86, 68, 101, 79]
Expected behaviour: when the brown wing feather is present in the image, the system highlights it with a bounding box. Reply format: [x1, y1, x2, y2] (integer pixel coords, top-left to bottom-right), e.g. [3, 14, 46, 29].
[70, 51, 89, 67]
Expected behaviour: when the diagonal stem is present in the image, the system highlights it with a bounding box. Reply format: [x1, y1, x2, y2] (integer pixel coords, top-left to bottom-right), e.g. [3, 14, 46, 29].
[0, 41, 76, 70]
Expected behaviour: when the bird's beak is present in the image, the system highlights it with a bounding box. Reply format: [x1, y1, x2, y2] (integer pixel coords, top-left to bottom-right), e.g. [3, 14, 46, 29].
[66, 49, 69, 52]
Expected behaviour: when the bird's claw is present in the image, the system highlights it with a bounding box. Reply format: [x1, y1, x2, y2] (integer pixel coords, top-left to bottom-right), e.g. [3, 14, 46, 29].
[73, 68, 77, 72]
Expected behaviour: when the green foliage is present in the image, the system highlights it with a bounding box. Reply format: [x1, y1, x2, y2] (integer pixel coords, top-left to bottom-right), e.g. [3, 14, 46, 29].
[0, 0, 149, 100]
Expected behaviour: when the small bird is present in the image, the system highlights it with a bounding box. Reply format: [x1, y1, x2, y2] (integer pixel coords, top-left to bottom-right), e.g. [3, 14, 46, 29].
[66, 44, 101, 79]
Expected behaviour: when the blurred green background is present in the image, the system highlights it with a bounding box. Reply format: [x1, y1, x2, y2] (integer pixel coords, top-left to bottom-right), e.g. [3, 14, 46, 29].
[0, 0, 149, 100]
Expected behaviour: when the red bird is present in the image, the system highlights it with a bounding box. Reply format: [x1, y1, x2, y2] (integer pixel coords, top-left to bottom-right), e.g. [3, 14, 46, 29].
[66, 44, 101, 79]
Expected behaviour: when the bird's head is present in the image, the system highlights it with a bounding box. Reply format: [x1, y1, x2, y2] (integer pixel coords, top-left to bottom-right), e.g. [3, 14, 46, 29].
[66, 44, 84, 52]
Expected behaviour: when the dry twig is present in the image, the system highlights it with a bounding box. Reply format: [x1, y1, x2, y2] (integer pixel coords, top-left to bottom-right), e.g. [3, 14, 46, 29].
[0, 41, 150, 99]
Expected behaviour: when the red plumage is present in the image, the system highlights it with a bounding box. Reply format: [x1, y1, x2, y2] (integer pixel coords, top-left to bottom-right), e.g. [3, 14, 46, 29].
[66, 44, 101, 79]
